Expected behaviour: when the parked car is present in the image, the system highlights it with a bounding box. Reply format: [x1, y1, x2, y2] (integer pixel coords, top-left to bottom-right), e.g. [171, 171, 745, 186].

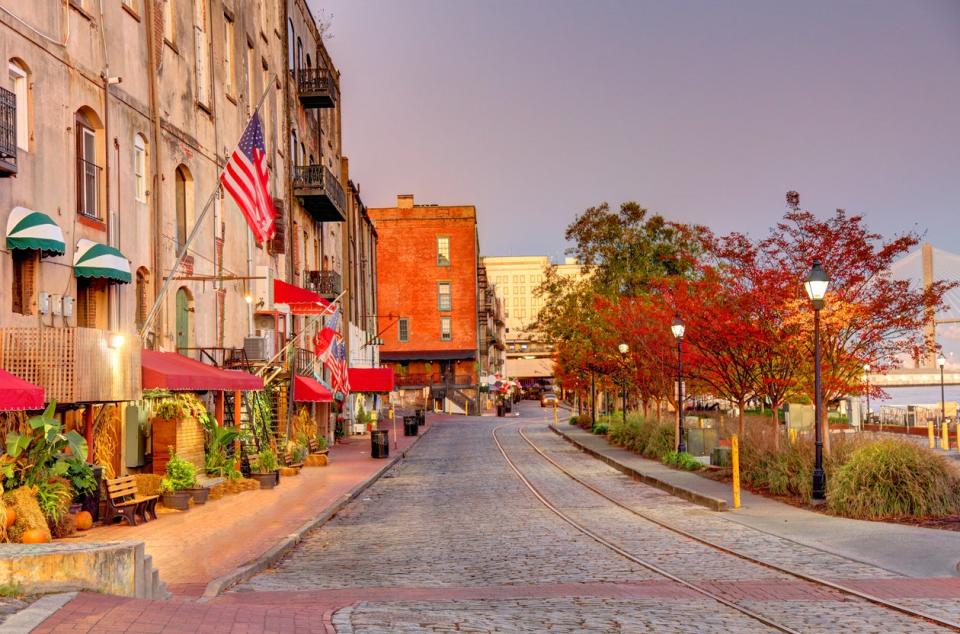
[540, 393, 558, 408]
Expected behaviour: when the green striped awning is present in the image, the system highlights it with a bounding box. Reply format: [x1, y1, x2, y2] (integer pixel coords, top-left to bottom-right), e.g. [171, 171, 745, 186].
[73, 239, 132, 284]
[6, 206, 66, 256]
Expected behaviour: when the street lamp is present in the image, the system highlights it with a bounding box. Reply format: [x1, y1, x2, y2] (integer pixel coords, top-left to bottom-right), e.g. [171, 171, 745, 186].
[618, 342, 629, 424]
[863, 363, 871, 428]
[804, 260, 830, 501]
[671, 315, 687, 453]
[938, 355, 947, 436]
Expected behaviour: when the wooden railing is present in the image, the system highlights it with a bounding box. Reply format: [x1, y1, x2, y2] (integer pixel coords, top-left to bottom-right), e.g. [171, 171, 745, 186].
[0, 327, 140, 403]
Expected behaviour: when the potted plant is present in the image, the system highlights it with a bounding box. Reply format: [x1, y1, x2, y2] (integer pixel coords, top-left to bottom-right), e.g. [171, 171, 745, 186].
[315, 434, 329, 455]
[159, 449, 197, 511]
[249, 448, 279, 489]
[63, 455, 97, 515]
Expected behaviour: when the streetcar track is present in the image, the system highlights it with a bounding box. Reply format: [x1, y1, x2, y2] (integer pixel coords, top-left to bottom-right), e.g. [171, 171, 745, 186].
[499, 418, 960, 632]
[492, 422, 801, 634]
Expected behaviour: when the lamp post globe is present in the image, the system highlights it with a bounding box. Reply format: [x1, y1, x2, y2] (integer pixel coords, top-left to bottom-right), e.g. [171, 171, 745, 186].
[806, 260, 831, 501]
[671, 315, 686, 453]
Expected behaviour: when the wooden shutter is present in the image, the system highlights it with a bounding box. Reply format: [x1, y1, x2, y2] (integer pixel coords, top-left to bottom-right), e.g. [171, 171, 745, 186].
[292, 221, 300, 271]
[268, 199, 285, 254]
[21, 253, 35, 315]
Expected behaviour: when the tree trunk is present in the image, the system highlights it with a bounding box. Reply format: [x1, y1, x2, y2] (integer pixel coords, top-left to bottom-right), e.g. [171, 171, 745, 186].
[642, 399, 649, 421]
[738, 399, 746, 437]
[771, 405, 780, 450]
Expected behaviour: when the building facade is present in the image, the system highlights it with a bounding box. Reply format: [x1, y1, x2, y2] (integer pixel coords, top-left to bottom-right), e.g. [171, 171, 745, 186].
[368, 194, 480, 413]
[0, 0, 367, 474]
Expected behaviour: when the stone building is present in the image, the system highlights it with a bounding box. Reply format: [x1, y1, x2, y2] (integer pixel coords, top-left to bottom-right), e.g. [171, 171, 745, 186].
[0, 0, 366, 474]
[368, 194, 481, 413]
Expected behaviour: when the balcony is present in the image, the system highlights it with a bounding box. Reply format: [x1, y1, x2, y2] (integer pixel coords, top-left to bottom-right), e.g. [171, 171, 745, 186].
[292, 164, 346, 222]
[296, 68, 338, 108]
[0, 87, 16, 177]
[304, 270, 342, 299]
[0, 327, 140, 403]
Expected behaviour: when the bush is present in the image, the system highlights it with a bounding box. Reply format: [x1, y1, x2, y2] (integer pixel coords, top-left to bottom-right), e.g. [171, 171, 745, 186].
[160, 450, 197, 493]
[568, 415, 579, 426]
[251, 448, 279, 474]
[827, 440, 960, 519]
[592, 422, 609, 435]
[662, 451, 702, 471]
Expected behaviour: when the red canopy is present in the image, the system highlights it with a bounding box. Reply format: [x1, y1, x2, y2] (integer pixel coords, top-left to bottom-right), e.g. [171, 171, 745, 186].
[348, 367, 395, 393]
[293, 376, 334, 402]
[0, 369, 44, 411]
[273, 279, 331, 315]
[142, 350, 263, 391]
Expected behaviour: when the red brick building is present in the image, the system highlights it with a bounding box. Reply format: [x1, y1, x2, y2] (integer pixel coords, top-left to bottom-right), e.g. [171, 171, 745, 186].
[368, 195, 480, 412]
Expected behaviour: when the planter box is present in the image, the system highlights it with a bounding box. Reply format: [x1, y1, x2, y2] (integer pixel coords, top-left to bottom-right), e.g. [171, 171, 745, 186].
[161, 491, 191, 511]
[186, 487, 209, 505]
[250, 472, 278, 490]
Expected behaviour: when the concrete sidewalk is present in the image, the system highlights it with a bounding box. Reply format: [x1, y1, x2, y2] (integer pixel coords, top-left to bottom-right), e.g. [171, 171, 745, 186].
[554, 423, 960, 578]
[71, 417, 436, 597]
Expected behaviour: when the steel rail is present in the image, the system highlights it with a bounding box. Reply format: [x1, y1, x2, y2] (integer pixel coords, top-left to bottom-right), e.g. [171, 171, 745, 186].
[491, 423, 801, 634]
[514, 421, 960, 632]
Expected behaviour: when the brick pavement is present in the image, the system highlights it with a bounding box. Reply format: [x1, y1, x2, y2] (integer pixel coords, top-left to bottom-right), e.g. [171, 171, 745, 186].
[30, 405, 960, 633]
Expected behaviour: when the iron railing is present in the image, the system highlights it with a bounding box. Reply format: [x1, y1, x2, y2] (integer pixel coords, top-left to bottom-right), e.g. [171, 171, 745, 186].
[305, 270, 342, 297]
[0, 87, 16, 175]
[292, 163, 346, 217]
[296, 67, 338, 104]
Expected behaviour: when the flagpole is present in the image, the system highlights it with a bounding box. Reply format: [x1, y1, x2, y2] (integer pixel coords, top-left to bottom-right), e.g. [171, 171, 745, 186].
[139, 75, 277, 341]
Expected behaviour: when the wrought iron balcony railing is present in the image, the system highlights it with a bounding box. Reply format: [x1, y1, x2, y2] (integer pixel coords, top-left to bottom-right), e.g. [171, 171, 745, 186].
[305, 270, 342, 299]
[296, 68, 338, 108]
[292, 164, 346, 222]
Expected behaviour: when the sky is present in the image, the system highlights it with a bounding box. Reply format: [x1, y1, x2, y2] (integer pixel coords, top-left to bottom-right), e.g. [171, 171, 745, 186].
[313, 0, 960, 263]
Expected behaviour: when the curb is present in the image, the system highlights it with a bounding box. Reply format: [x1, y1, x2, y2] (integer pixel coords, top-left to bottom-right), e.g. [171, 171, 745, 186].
[201, 423, 436, 598]
[0, 592, 77, 634]
[549, 425, 728, 512]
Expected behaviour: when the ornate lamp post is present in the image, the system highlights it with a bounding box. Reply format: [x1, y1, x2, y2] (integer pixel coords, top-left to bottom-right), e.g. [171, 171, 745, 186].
[671, 315, 687, 453]
[938, 355, 947, 435]
[864, 363, 871, 428]
[804, 260, 830, 501]
[618, 342, 629, 424]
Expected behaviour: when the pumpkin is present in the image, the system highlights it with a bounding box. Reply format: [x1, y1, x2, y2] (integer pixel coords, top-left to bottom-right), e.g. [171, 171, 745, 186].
[21, 528, 51, 544]
[75, 511, 93, 531]
[3, 508, 15, 529]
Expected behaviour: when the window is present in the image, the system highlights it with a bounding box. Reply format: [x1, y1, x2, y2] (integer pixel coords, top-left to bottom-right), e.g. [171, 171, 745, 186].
[163, 0, 175, 44]
[440, 317, 452, 341]
[246, 41, 255, 115]
[76, 279, 107, 329]
[8, 60, 29, 151]
[121, 0, 137, 12]
[290, 129, 297, 164]
[134, 134, 147, 202]
[296, 37, 303, 75]
[223, 15, 235, 96]
[194, 0, 210, 106]
[11, 250, 37, 315]
[437, 236, 450, 266]
[135, 268, 150, 329]
[175, 165, 193, 249]
[287, 19, 295, 73]
[398, 318, 409, 342]
[76, 120, 100, 219]
[438, 282, 451, 311]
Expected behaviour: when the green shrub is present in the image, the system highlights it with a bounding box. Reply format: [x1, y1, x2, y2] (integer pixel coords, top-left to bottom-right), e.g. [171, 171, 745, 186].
[827, 440, 960, 519]
[63, 455, 97, 501]
[568, 415, 579, 426]
[642, 422, 675, 460]
[662, 451, 702, 471]
[251, 448, 279, 474]
[160, 450, 197, 492]
[34, 478, 72, 525]
[592, 422, 609, 435]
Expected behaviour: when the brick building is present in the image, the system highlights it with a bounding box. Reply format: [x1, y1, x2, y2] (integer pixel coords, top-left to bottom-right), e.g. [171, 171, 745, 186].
[368, 194, 480, 413]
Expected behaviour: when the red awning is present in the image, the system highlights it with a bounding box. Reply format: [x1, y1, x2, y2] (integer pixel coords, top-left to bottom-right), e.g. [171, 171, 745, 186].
[273, 279, 331, 315]
[0, 369, 44, 411]
[348, 367, 395, 393]
[142, 350, 263, 392]
[293, 376, 334, 402]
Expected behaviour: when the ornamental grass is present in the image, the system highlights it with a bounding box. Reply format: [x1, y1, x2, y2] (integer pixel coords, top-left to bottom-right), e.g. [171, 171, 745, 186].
[3, 486, 50, 543]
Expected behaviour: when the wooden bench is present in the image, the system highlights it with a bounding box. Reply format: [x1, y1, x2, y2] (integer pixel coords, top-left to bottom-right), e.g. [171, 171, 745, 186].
[105, 476, 159, 527]
[308, 439, 328, 455]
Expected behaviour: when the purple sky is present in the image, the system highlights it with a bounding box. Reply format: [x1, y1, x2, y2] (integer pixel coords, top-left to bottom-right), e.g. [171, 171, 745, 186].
[315, 0, 960, 262]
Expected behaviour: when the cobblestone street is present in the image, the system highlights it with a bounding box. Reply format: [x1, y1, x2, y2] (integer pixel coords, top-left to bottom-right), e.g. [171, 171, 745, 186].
[30, 405, 960, 633]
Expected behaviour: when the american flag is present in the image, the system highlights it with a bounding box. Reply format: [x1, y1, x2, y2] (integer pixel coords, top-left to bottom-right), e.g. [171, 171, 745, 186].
[221, 112, 276, 244]
[313, 307, 340, 364]
[328, 336, 351, 397]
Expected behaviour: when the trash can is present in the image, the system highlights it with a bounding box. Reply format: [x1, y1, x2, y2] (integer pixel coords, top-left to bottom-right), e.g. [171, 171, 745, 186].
[505, 401, 512, 413]
[403, 415, 419, 436]
[416, 408, 425, 426]
[371, 429, 389, 458]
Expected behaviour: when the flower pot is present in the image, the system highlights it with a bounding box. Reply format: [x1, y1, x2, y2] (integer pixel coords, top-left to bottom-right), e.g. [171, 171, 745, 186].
[161, 490, 192, 511]
[69, 503, 83, 515]
[187, 487, 209, 505]
[250, 472, 277, 490]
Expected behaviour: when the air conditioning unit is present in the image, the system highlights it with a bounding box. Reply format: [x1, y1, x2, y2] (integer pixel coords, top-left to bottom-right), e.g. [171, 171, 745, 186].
[244, 333, 275, 360]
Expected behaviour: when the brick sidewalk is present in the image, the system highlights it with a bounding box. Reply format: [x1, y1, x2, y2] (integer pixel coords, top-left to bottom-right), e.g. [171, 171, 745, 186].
[71, 418, 433, 597]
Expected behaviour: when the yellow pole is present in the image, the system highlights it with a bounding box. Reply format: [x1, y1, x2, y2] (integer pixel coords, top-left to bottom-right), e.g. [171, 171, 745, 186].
[943, 422, 951, 451]
[465, 401, 469, 417]
[789, 428, 798, 445]
[927, 421, 935, 448]
[731, 434, 741, 509]
[553, 404, 558, 426]
[956, 423, 959, 454]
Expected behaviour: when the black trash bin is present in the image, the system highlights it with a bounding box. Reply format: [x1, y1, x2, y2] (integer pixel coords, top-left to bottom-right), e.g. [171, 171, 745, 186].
[505, 401, 512, 413]
[497, 403, 505, 417]
[371, 429, 389, 458]
[403, 415, 419, 436]
[415, 408, 425, 426]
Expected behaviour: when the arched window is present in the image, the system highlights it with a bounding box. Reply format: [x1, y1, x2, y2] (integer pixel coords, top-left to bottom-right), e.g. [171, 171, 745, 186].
[75, 107, 104, 219]
[134, 134, 147, 202]
[290, 129, 297, 165]
[175, 287, 193, 353]
[296, 37, 303, 76]
[299, 143, 305, 166]
[305, 53, 311, 69]
[174, 165, 193, 249]
[135, 267, 150, 329]
[287, 19, 295, 73]
[8, 59, 30, 151]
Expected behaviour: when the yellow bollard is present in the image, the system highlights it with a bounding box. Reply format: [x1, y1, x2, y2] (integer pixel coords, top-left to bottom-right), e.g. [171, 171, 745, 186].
[731, 434, 741, 509]
[928, 422, 935, 449]
[465, 401, 469, 417]
[942, 422, 949, 451]
[553, 404, 559, 426]
[789, 428, 798, 445]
